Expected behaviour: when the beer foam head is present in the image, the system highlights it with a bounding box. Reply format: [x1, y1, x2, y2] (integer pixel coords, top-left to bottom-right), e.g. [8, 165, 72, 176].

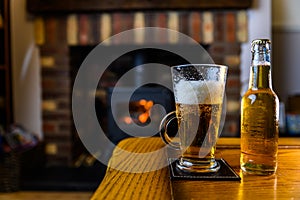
[174, 80, 225, 104]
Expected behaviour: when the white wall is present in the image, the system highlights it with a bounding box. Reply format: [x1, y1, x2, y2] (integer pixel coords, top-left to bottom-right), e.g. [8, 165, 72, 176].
[10, 0, 42, 138]
[272, 0, 300, 103]
[272, 0, 300, 31]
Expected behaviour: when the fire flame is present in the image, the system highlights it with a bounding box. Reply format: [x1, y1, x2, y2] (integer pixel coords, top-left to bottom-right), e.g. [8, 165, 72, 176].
[123, 99, 154, 125]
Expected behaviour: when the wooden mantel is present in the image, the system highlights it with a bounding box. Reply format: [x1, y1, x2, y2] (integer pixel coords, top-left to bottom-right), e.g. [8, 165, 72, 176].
[27, 0, 252, 14]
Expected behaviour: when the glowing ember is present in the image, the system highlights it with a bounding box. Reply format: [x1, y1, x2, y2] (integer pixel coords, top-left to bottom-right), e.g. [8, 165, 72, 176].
[138, 112, 149, 124]
[139, 99, 147, 106]
[123, 116, 133, 124]
[123, 99, 154, 125]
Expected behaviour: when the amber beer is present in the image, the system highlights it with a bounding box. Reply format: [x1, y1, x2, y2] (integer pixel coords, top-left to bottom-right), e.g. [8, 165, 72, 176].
[173, 79, 225, 172]
[175, 102, 222, 171]
[240, 39, 279, 175]
[160, 64, 227, 173]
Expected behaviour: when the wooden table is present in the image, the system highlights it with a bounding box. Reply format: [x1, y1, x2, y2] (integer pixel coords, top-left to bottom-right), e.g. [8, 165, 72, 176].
[91, 137, 300, 200]
[0, 192, 93, 200]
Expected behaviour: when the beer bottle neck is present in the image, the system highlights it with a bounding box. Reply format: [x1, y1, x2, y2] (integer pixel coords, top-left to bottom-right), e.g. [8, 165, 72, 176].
[249, 51, 273, 89]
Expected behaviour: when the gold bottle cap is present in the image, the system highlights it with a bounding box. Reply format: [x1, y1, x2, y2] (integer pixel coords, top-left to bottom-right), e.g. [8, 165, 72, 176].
[251, 39, 271, 53]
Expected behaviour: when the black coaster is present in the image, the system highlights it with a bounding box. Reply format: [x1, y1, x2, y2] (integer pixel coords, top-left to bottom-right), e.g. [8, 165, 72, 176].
[168, 158, 241, 181]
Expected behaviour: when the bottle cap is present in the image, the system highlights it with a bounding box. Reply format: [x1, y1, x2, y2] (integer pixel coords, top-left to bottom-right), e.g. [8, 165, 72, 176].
[251, 39, 271, 53]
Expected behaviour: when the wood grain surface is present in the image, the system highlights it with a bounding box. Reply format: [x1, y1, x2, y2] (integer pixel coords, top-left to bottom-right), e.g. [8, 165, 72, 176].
[27, 0, 252, 13]
[92, 137, 300, 200]
[0, 192, 92, 200]
[91, 137, 171, 200]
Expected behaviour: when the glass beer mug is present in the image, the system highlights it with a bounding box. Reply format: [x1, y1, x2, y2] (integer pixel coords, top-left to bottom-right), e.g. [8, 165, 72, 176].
[160, 64, 228, 173]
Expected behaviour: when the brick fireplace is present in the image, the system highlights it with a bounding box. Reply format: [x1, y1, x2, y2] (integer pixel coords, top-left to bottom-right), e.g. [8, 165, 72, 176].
[28, 4, 249, 166]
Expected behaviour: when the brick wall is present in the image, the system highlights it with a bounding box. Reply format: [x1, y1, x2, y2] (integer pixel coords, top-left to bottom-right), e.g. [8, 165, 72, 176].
[34, 11, 248, 166]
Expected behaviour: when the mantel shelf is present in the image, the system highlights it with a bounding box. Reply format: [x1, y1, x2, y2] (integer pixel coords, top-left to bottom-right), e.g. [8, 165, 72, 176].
[27, 0, 252, 14]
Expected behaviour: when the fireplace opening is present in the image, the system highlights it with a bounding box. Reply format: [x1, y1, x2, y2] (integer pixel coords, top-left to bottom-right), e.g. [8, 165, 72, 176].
[71, 44, 201, 145]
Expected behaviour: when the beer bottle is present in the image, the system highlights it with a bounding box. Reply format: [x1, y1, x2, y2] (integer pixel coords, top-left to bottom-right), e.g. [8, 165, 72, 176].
[240, 39, 279, 175]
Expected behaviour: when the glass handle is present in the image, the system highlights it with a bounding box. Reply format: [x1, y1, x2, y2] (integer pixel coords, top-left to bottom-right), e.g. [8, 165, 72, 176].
[159, 111, 180, 150]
